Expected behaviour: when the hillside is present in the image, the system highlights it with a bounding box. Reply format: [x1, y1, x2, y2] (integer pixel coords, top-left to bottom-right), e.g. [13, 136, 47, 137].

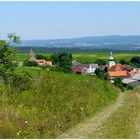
[0, 68, 119, 138]
[12, 35, 140, 51]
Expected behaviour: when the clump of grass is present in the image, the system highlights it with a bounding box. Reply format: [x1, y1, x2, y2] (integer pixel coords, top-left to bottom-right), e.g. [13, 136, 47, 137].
[0, 68, 119, 138]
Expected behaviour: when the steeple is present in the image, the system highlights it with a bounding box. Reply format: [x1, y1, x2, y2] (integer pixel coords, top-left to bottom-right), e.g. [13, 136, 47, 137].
[108, 51, 114, 61]
[108, 51, 115, 68]
[29, 49, 37, 61]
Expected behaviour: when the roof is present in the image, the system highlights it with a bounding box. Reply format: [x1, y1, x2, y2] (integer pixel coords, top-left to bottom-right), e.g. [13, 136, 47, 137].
[109, 64, 122, 71]
[122, 78, 137, 84]
[89, 64, 98, 68]
[108, 70, 128, 77]
[131, 73, 140, 80]
[72, 60, 81, 66]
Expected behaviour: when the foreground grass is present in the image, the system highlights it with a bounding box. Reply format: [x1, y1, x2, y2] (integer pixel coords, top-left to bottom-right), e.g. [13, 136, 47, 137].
[89, 91, 140, 138]
[15, 52, 140, 63]
[0, 68, 119, 138]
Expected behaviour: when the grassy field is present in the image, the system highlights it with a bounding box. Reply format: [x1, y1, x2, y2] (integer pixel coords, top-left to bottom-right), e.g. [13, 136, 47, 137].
[0, 67, 119, 138]
[15, 52, 140, 63]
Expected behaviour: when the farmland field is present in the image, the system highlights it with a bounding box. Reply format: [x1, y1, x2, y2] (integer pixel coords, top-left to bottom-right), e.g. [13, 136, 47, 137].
[16, 51, 140, 63]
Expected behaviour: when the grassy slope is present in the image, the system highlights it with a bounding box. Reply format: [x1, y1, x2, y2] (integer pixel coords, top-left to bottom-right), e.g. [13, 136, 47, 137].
[15, 52, 140, 63]
[0, 68, 119, 138]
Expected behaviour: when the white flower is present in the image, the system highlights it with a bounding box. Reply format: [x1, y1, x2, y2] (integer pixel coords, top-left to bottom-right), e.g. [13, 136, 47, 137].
[80, 107, 84, 111]
[25, 120, 28, 124]
[17, 132, 20, 136]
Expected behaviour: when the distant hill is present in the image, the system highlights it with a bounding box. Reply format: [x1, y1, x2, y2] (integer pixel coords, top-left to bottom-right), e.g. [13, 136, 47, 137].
[12, 35, 140, 51]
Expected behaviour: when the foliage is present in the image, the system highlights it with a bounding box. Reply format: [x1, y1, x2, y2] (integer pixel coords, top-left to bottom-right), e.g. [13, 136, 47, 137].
[11, 70, 32, 91]
[50, 52, 72, 73]
[130, 56, 140, 67]
[95, 68, 108, 80]
[23, 60, 38, 67]
[7, 33, 20, 44]
[125, 85, 134, 90]
[113, 77, 124, 92]
[0, 40, 17, 84]
[0, 68, 119, 138]
[119, 59, 127, 65]
[95, 59, 107, 66]
[36, 54, 48, 61]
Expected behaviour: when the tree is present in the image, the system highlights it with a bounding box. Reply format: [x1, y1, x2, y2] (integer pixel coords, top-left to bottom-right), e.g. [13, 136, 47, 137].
[36, 54, 48, 61]
[50, 53, 59, 65]
[50, 52, 72, 73]
[0, 40, 17, 84]
[113, 77, 124, 92]
[23, 60, 38, 67]
[95, 68, 108, 80]
[7, 33, 20, 44]
[130, 56, 140, 67]
[95, 59, 107, 66]
[119, 59, 127, 65]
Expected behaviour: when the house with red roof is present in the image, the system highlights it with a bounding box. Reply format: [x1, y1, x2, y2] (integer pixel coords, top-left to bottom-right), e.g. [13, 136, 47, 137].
[107, 52, 129, 78]
[29, 49, 52, 66]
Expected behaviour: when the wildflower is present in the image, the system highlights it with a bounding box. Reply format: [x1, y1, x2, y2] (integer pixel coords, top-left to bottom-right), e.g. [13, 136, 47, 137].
[25, 120, 28, 124]
[17, 130, 21, 136]
[70, 107, 73, 110]
[17, 132, 20, 136]
[80, 107, 84, 111]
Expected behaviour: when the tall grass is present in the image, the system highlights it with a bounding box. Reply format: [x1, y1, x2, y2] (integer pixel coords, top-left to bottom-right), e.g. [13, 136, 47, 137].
[0, 68, 119, 138]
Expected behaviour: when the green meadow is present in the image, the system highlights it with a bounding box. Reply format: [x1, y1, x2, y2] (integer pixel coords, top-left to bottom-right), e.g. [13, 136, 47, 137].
[0, 67, 119, 138]
[15, 52, 140, 63]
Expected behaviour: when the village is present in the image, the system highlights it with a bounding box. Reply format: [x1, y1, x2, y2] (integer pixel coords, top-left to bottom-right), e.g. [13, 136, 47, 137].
[28, 49, 140, 88]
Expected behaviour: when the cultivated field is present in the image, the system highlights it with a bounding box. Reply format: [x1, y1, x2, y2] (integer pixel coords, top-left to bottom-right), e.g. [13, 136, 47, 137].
[15, 52, 140, 63]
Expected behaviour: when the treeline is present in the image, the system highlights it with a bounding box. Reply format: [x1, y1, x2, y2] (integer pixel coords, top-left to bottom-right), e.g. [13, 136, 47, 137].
[13, 47, 140, 53]
[24, 52, 73, 73]
[119, 56, 140, 68]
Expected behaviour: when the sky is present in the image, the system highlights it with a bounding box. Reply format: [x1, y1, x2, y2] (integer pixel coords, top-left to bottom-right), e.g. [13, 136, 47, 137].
[0, 1, 140, 40]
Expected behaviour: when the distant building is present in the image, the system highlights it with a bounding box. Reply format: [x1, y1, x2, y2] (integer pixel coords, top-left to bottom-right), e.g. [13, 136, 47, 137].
[108, 51, 115, 69]
[29, 49, 52, 66]
[72, 60, 81, 66]
[107, 52, 129, 78]
[72, 63, 98, 74]
[122, 71, 140, 87]
[29, 49, 37, 61]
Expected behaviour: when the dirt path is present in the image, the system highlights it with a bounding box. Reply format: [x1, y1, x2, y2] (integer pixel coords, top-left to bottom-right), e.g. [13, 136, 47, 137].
[58, 92, 126, 139]
[135, 93, 140, 138]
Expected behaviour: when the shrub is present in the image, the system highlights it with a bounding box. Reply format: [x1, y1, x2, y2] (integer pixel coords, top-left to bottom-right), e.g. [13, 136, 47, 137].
[11, 71, 31, 91]
[95, 59, 107, 66]
[36, 54, 48, 60]
[95, 68, 108, 80]
[114, 77, 124, 92]
[23, 60, 38, 67]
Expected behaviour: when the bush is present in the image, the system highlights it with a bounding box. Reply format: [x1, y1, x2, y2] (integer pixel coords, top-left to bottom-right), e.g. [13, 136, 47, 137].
[95, 59, 107, 66]
[125, 85, 134, 90]
[130, 56, 140, 67]
[11, 71, 31, 91]
[119, 59, 127, 65]
[23, 60, 38, 67]
[114, 77, 124, 92]
[95, 68, 108, 80]
[36, 54, 48, 60]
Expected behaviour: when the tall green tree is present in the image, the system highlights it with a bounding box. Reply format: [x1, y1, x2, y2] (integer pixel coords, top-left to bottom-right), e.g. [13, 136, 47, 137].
[0, 33, 20, 84]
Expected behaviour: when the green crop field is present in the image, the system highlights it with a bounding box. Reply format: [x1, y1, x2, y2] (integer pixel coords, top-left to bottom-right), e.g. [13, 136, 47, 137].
[16, 52, 140, 63]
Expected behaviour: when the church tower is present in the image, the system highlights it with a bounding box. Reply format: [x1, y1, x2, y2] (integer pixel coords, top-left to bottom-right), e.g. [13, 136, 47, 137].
[29, 49, 37, 61]
[108, 51, 115, 69]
